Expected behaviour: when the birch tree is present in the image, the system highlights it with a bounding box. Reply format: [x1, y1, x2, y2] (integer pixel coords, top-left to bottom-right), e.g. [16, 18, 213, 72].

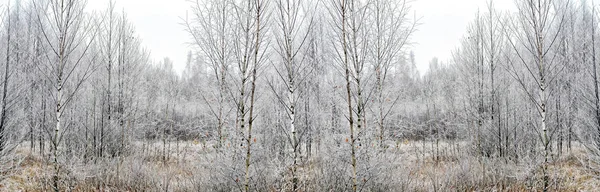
[34, 0, 97, 190]
[504, 0, 568, 190]
[268, 0, 314, 190]
[328, 0, 372, 191]
[230, 0, 269, 191]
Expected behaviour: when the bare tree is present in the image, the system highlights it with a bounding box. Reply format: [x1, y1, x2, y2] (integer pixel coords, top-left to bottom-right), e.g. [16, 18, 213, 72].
[34, 0, 98, 190]
[483, 1, 506, 158]
[268, 0, 315, 190]
[454, 11, 486, 158]
[186, 0, 233, 149]
[504, 0, 568, 190]
[328, 0, 372, 191]
[369, 0, 416, 147]
[97, 0, 119, 159]
[229, 0, 269, 191]
[0, 1, 27, 182]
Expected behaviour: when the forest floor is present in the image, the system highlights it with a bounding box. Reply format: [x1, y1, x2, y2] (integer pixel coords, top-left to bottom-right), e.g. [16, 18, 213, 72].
[392, 141, 600, 191]
[1, 140, 600, 191]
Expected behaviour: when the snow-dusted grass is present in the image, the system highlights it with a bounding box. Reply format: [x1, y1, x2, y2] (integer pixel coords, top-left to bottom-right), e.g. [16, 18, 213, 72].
[1, 140, 599, 191]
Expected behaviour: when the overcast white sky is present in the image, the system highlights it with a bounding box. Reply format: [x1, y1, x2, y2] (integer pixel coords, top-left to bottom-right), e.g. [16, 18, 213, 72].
[87, 0, 191, 74]
[411, 0, 513, 74]
[83, 0, 519, 76]
[1, 0, 536, 75]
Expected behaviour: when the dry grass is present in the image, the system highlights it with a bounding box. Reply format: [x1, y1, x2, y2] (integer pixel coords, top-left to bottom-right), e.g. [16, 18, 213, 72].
[390, 141, 600, 192]
[0, 141, 211, 192]
[2, 140, 600, 191]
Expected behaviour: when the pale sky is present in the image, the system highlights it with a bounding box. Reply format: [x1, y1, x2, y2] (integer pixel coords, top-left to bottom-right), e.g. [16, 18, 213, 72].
[410, 0, 514, 74]
[87, 0, 191, 73]
[1, 0, 545, 75]
[93, 0, 515, 76]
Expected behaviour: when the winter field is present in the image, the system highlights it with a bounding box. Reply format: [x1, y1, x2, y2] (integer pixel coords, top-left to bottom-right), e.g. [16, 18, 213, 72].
[1, 140, 600, 191]
[2, 0, 600, 191]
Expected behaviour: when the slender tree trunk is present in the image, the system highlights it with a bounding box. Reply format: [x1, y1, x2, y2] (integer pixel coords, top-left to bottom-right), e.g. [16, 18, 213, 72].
[537, 19, 550, 192]
[541, 81, 549, 192]
[52, 11, 68, 189]
[557, 93, 562, 156]
[290, 76, 298, 191]
[105, 8, 114, 159]
[53, 75, 63, 192]
[591, 6, 600, 148]
[41, 90, 46, 156]
[339, 1, 358, 190]
[163, 103, 169, 165]
[118, 14, 127, 157]
[218, 2, 228, 149]
[245, 1, 263, 191]
[0, 9, 10, 153]
[245, 67, 256, 192]
[488, 7, 500, 158]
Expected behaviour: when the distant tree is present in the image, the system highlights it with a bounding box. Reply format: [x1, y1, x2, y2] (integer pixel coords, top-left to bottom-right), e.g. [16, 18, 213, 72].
[0, 1, 27, 182]
[186, 0, 232, 149]
[369, 0, 416, 147]
[97, 0, 119, 159]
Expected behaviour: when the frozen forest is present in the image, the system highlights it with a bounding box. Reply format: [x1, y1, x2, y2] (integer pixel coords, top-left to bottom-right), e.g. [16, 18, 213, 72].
[2, 0, 600, 191]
